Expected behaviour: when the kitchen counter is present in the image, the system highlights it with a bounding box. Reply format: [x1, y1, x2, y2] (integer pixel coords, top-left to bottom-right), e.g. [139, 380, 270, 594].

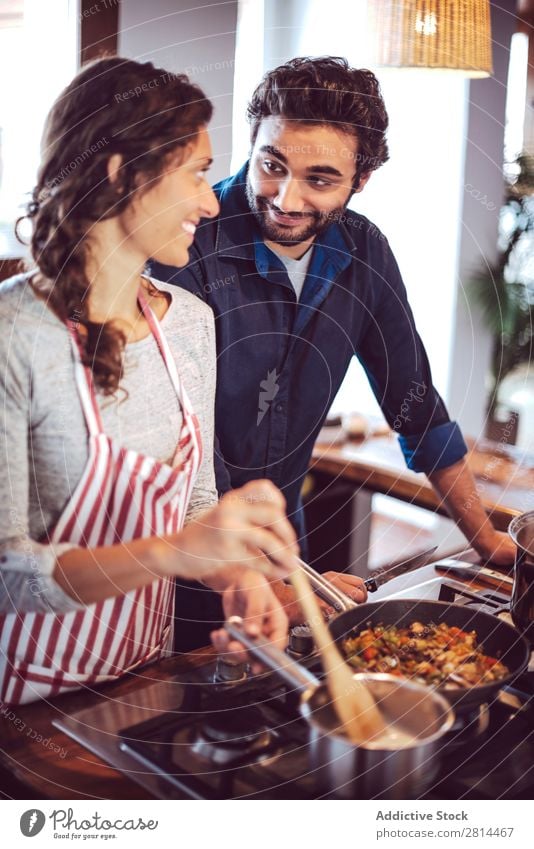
[0, 555, 518, 800]
[311, 433, 534, 532]
[0, 644, 216, 800]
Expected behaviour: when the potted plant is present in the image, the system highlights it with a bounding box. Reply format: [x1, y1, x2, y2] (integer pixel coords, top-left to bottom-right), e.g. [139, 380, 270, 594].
[469, 153, 534, 443]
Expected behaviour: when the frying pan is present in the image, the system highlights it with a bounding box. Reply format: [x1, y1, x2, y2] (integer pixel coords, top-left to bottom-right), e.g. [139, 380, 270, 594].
[327, 598, 531, 711]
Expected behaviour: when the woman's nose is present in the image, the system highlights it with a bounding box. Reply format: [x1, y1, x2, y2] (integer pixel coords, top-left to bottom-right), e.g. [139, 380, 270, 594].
[200, 184, 220, 219]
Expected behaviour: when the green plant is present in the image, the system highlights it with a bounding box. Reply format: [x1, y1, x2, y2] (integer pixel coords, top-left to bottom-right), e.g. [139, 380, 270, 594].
[470, 153, 534, 418]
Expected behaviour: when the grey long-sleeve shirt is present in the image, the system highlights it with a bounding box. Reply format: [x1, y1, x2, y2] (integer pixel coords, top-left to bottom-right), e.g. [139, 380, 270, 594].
[0, 273, 218, 614]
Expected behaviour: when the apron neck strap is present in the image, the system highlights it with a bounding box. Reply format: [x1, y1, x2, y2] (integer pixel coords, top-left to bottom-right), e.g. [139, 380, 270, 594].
[66, 322, 105, 436]
[137, 289, 193, 415]
[67, 286, 192, 437]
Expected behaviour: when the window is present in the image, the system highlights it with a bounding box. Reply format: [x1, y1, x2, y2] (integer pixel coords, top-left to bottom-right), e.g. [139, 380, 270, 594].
[0, 0, 77, 257]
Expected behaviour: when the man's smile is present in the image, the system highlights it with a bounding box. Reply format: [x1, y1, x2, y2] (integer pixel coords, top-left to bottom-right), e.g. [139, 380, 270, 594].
[268, 206, 313, 226]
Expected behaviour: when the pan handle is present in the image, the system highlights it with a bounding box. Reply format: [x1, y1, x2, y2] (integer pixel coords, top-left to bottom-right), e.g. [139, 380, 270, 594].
[225, 616, 320, 694]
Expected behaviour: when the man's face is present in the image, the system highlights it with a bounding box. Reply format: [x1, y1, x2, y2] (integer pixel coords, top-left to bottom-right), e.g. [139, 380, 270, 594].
[246, 117, 369, 246]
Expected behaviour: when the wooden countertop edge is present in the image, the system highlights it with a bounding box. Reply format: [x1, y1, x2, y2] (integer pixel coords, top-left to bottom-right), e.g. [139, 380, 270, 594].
[310, 452, 521, 531]
[0, 647, 216, 800]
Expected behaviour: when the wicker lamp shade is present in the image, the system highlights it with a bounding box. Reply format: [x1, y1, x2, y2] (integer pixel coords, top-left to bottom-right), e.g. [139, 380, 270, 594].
[368, 0, 493, 77]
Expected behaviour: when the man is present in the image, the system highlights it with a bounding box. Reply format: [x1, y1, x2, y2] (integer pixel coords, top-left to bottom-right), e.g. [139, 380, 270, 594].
[152, 57, 515, 639]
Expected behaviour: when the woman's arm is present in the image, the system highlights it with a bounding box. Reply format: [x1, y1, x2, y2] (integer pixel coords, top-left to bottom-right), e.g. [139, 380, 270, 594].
[53, 480, 300, 603]
[0, 303, 81, 613]
[183, 309, 218, 523]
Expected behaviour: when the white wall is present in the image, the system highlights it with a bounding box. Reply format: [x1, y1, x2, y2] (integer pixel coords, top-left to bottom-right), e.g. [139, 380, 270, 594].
[447, 0, 518, 436]
[118, 0, 238, 184]
[343, 69, 469, 416]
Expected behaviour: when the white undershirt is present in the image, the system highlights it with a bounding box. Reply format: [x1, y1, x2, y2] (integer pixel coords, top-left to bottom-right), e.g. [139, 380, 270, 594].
[268, 245, 314, 300]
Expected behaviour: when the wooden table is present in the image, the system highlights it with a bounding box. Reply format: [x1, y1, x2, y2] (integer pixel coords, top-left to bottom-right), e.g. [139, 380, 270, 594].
[308, 432, 534, 575]
[311, 432, 534, 540]
[0, 554, 509, 801]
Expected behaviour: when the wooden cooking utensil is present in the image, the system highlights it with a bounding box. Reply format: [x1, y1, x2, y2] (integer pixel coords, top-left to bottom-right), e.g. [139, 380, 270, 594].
[289, 567, 386, 744]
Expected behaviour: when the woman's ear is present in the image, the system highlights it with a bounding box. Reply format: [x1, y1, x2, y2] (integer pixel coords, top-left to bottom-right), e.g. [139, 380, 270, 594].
[107, 153, 123, 185]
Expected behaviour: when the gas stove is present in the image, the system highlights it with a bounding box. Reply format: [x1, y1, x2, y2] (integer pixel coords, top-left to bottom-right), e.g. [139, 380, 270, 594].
[56, 576, 534, 800]
[115, 580, 534, 800]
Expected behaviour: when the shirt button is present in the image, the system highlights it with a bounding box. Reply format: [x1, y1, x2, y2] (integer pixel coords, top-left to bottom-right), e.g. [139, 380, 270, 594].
[275, 403, 284, 413]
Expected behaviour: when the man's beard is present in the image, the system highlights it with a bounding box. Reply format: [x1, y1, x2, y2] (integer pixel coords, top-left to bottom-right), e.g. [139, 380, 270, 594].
[245, 178, 348, 246]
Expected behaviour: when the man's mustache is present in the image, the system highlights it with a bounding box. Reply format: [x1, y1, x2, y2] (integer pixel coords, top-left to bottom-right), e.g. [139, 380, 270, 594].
[257, 196, 318, 221]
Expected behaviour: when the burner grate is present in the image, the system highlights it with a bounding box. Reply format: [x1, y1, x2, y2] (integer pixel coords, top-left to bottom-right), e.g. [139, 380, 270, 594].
[438, 579, 512, 615]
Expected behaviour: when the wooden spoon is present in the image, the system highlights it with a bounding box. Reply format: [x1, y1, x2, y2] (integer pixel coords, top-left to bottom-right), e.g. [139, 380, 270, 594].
[289, 567, 386, 744]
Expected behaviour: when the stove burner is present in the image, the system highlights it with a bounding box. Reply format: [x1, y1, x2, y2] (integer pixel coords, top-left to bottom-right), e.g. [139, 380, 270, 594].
[446, 703, 490, 746]
[189, 705, 279, 766]
[439, 580, 511, 615]
[203, 705, 265, 744]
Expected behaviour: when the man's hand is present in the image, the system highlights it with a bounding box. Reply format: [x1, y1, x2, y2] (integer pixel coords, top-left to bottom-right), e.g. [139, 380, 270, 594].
[474, 529, 516, 568]
[270, 571, 368, 625]
[210, 570, 289, 669]
[428, 459, 517, 571]
[322, 571, 368, 604]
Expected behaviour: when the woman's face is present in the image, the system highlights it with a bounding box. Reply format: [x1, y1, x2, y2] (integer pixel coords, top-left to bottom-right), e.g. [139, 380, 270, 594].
[118, 127, 219, 268]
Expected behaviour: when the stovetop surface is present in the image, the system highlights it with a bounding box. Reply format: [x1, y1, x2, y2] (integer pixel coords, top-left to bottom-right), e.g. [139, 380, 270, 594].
[119, 662, 534, 800]
[117, 578, 534, 801]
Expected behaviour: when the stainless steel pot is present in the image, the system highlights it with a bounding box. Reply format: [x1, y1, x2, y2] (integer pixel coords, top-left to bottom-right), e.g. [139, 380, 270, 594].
[226, 616, 455, 799]
[509, 510, 534, 644]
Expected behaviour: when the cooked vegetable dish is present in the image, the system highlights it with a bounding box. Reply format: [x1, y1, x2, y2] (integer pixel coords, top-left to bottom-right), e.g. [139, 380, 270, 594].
[342, 621, 509, 688]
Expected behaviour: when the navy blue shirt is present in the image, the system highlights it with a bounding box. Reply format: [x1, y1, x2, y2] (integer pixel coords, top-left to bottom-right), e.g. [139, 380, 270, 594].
[151, 163, 467, 530]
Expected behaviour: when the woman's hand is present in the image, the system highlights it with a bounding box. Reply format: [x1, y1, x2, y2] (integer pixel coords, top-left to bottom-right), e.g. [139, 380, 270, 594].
[210, 569, 289, 669]
[157, 479, 300, 582]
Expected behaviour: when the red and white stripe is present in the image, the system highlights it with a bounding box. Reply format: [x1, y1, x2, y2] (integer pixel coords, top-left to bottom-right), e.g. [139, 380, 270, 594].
[0, 291, 202, 705]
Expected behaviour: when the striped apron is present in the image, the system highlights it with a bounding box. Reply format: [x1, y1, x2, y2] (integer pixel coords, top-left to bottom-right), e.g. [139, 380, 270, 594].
[0, 290, 202, 705]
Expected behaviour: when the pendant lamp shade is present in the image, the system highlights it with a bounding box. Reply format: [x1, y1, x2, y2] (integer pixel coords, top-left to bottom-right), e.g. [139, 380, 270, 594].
[368, 0, 493, 77]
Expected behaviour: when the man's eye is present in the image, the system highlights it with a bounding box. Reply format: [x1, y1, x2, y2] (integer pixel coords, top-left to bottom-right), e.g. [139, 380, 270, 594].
[308, 176, 331, 188]
[263, 160, 284, 173]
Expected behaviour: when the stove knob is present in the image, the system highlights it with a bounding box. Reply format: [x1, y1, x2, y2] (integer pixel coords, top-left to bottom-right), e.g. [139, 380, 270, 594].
[214, 655, 248, 683]
[289, 624, 315, 656]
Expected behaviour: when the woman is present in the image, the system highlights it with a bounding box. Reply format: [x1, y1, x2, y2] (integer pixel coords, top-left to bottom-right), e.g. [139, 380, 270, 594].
[0, 57, 297, 705]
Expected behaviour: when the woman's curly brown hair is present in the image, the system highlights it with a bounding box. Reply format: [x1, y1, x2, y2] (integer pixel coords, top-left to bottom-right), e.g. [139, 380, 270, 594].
[247, 56, 389, 188]
[17, 56, 212, 395]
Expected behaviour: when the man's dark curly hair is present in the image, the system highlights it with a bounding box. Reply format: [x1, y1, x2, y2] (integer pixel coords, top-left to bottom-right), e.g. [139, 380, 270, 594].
[247, 56, 389, 188]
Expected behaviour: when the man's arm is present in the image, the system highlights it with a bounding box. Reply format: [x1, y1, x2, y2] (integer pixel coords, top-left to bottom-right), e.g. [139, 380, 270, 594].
[357, 235, 515, 566]
[427, 459, 516, 566]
